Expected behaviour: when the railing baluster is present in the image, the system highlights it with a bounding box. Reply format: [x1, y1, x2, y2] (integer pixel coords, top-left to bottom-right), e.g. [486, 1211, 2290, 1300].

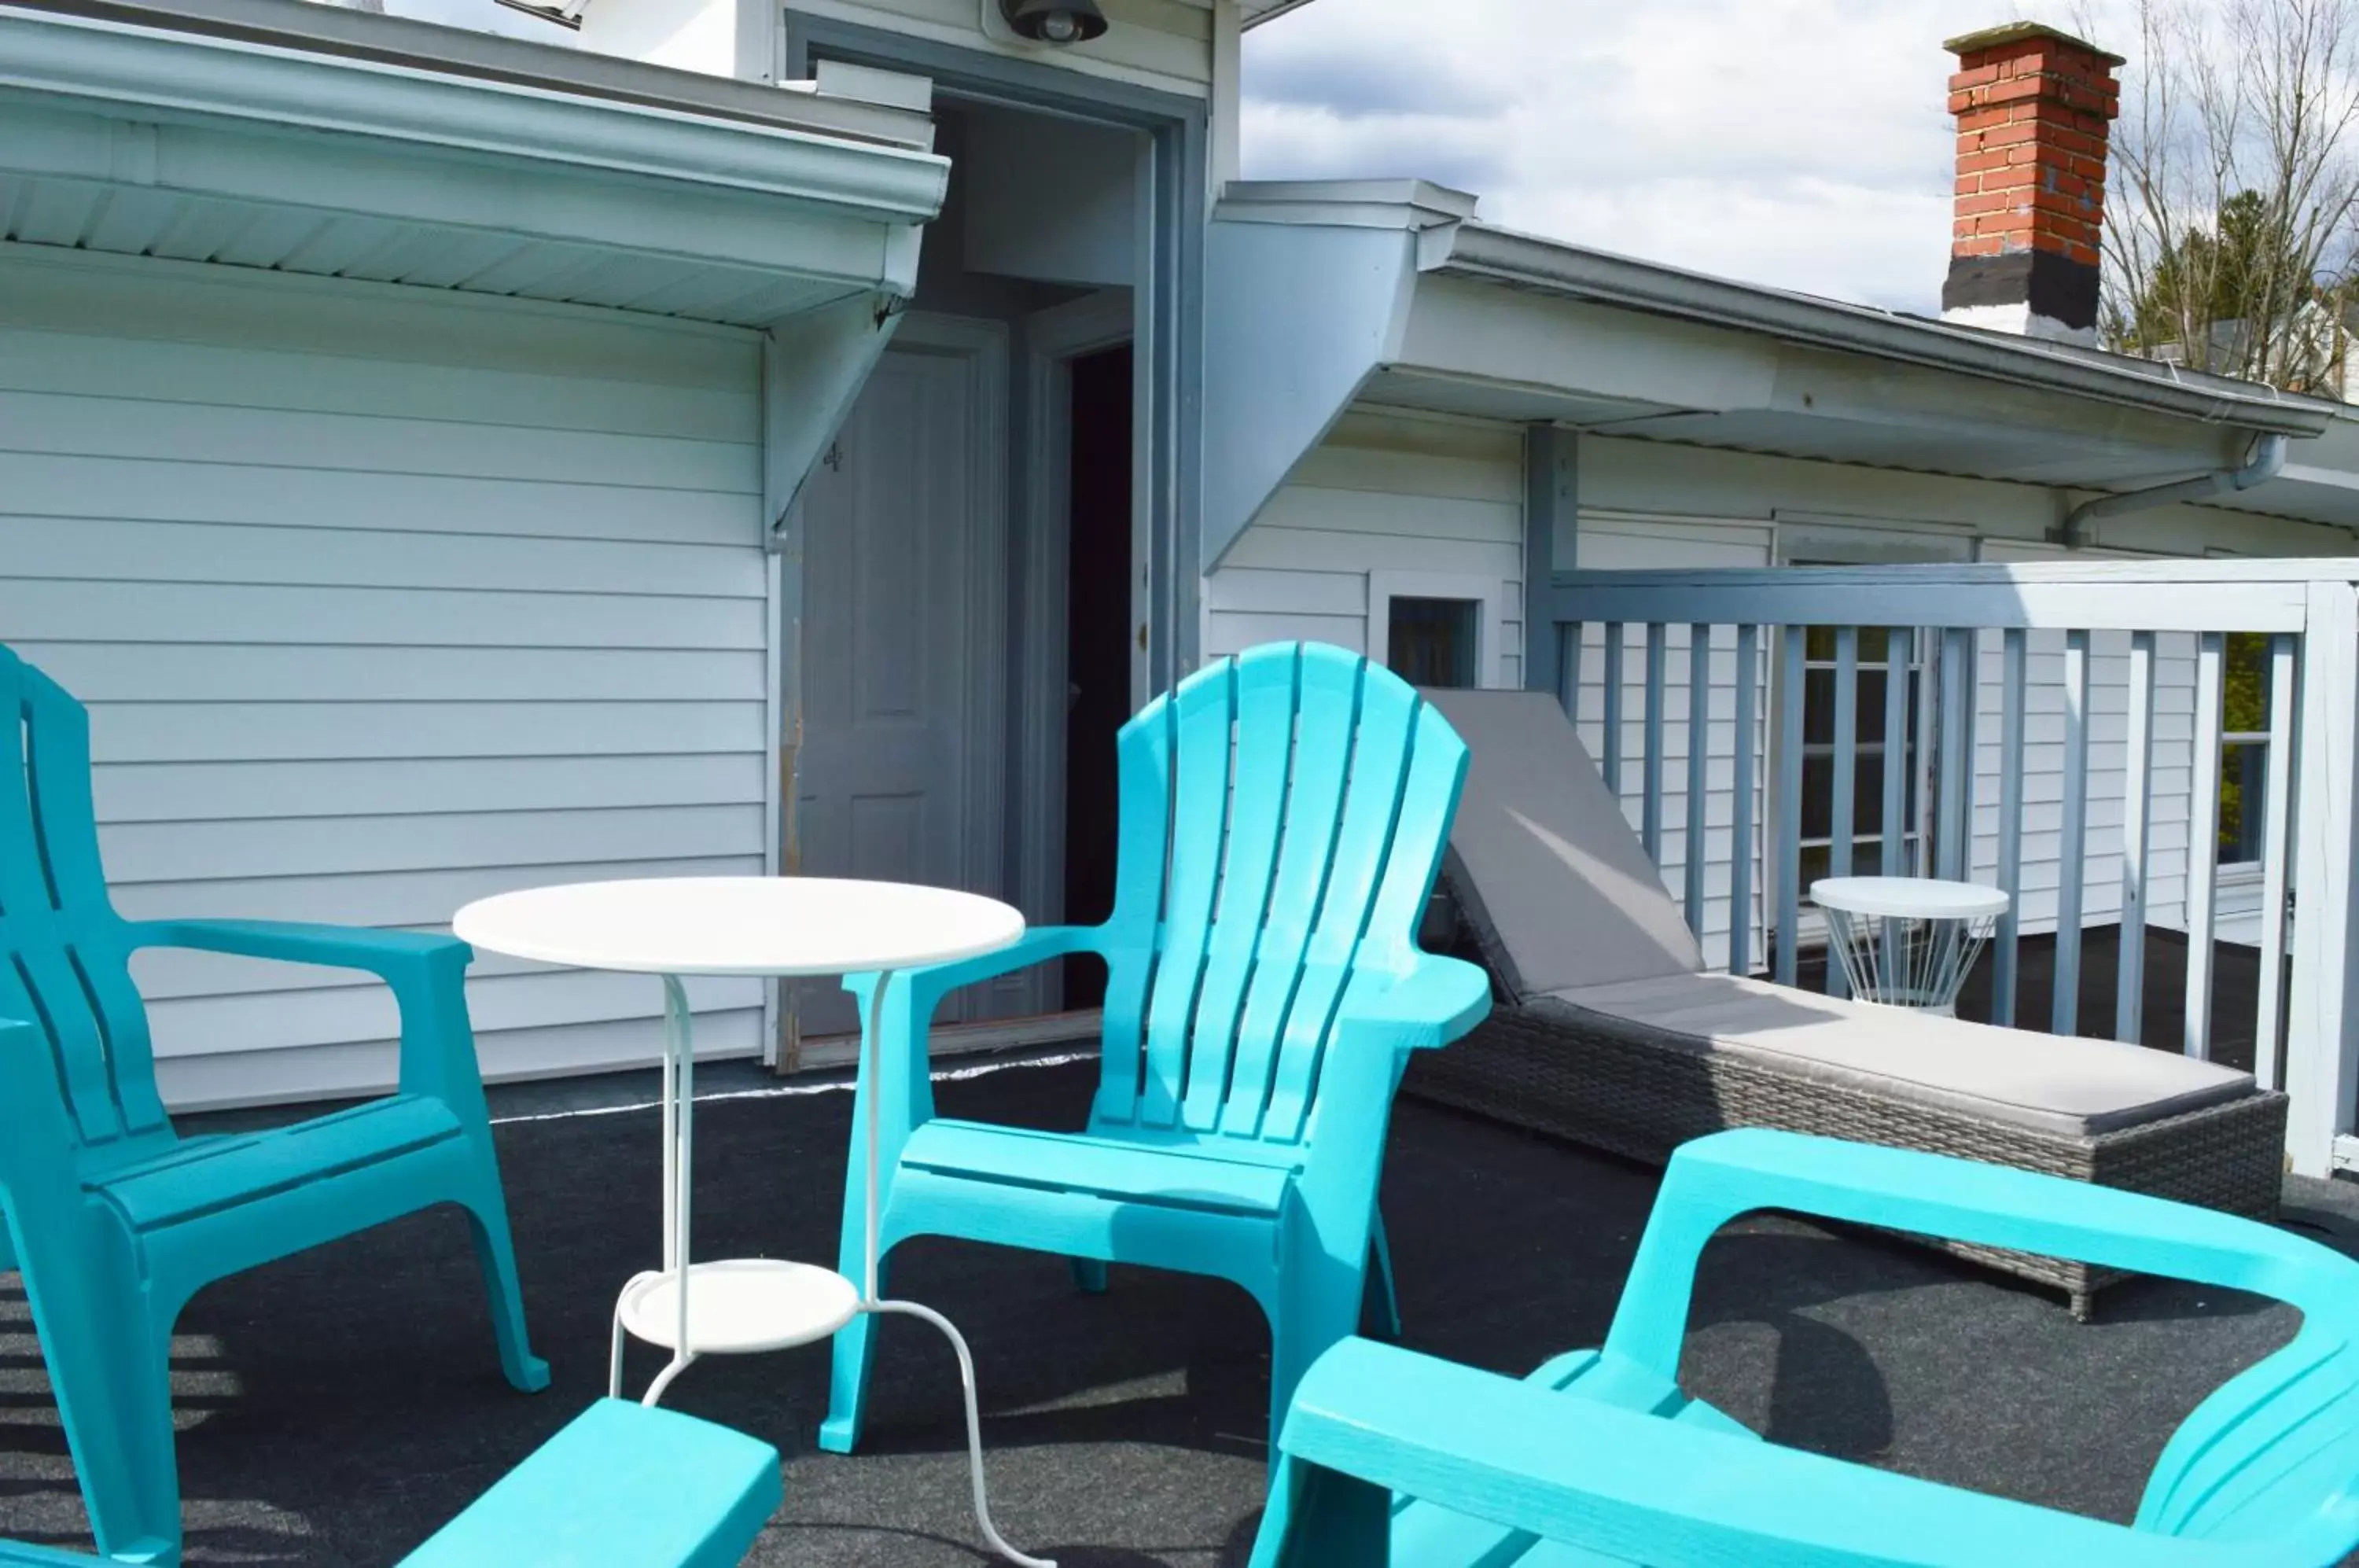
[2054, 629, 2091, 1037]
[2255, 632, 2298, 1092]
[1561, 621, 1582, 720]
[1777, 624, 1805, 987]
[1994, 627, 2027, 1028]
[1826, 626, 1858, 996]
[1936, 628, 1973, 880]
[1881, 627, 1910, 991]
[1643, 622, 1666, 864]
[2184, 631, 2225, 1059]
[1731, 624, 1759, 977]
[1882, 627, 1908, 875]
[1684, 624, 1711, 938]
[1602, 624, 1625, 801]
[2115, 629, 2157, 1044]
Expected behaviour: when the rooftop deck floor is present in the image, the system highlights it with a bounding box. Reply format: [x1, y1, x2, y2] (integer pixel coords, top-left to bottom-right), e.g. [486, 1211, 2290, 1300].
[2, 1053, 2353, 1566]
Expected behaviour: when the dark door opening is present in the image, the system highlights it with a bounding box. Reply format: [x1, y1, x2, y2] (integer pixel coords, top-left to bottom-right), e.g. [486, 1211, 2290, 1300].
[1062, 344, 1133, 1009]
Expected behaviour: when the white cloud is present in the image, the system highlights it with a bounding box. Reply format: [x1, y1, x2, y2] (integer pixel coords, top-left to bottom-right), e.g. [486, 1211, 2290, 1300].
[1242, 0, 2119, 312]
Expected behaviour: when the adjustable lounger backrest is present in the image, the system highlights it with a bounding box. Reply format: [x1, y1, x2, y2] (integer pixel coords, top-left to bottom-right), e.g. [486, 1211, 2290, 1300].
[1419, 688, 1703, 1003]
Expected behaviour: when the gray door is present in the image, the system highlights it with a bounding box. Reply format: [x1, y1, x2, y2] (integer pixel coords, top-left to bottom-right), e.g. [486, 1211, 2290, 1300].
[792, 339, 999, 1036]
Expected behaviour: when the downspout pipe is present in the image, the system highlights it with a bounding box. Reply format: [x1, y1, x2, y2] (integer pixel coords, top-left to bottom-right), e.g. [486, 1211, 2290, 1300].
[2053, 432, 2289, 549]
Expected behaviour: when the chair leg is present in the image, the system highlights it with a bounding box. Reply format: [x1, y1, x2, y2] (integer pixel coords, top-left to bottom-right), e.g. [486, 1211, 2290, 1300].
[1267, 1285, 1363, 1470]
[54, 1310, 182, 1565]
[459, 1170, 551, 1393]
[1070, 1257, 1109, 1295]
[1361, 1215, 1402, 1342]
[819, 1250, 891, 1456]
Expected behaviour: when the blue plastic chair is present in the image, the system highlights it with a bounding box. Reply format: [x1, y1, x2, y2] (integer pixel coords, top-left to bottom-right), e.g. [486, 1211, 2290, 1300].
[0, 646, 547, 1565]
[0, 1397, 778, 1567]
[822, 643, 1492, 1455]
[1251, 1128, 2359, 1567]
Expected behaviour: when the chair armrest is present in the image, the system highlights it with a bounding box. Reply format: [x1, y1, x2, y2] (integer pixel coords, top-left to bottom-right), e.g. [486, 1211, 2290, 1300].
[1267, 1338, 2195, 1568]
[127, 918, 469, 984]
[1332, 956, 1491, 1055]
[1602, 1128, 2357, 1381]
[126, 920, 482, 1102]
[841, 925, 1106, 1019]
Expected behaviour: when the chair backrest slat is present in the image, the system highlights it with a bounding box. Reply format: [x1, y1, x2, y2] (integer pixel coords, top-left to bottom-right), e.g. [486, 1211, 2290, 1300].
[0, 648, 165, 1149]
[1177, 654, 1301, 1132]
[1089, 644, 1467, 1151]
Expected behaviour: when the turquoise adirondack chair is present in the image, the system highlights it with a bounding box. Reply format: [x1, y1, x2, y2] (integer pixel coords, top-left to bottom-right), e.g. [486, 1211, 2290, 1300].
[821, 643, 1492, 1454]
[1252, 1128, 2359, 1567]
[0, 1397, 779, 1568]
[0, 646, 547, 1565]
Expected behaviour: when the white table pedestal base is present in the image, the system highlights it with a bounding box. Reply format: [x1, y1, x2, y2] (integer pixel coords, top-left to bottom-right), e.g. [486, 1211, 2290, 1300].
[604, 970, 1054, 1568]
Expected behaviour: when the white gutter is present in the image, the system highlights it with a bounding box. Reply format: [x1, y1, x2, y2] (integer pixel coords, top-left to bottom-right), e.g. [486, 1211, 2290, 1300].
[0, 4, 950, 224]
[2054, 433, 2291, 548]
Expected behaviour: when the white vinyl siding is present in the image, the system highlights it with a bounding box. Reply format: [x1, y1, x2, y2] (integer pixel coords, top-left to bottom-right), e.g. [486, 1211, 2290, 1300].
[1205, 405, 1525, 683]
[1570, 515, 1774, 974]
[0, 254, 768, 1110]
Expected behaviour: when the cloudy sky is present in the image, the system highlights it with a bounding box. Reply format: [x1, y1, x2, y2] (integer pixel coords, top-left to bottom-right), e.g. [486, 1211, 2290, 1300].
[378, 0, 2147, 315]
[1240, 0, 2129, 315]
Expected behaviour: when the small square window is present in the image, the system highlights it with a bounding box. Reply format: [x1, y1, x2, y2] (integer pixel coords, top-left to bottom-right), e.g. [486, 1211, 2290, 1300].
[1387, 597, 1479, 688]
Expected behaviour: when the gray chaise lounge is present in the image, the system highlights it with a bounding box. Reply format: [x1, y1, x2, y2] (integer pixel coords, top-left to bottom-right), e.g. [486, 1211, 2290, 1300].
[1408, 689, 2288, 1316]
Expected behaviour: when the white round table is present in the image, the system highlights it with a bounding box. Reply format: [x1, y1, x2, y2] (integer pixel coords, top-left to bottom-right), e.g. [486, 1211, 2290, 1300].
[1810, 875, 2010, 1017]
[453, 876, 1049, 1567]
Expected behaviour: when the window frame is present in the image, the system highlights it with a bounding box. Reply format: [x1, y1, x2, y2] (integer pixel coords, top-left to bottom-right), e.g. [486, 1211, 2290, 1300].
[1368, 571, 1505, 689]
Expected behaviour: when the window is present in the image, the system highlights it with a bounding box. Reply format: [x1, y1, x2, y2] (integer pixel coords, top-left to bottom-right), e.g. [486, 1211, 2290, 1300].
[2218, 631, 2273, 867]
[1386, 597, 1480, 688]
[1796, 626, 1927, 891]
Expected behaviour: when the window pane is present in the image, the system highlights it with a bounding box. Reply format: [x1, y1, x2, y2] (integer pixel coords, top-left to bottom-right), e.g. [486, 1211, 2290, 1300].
[2223, 631, 2272, 734]
[1802, 670, 1835, 743]
[1388, 598, 1478, 688]
[2221, 742, 2267, 863]
[1800, 754, 1833, 838]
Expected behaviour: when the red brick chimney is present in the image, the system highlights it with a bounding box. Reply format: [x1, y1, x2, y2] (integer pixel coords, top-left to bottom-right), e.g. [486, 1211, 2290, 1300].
[1942, 21, 2123, 344]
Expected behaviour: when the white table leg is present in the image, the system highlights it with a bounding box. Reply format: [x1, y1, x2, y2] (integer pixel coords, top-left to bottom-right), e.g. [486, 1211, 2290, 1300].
[632, 974, 700, 1407]
[859, 971, 1054, 1568]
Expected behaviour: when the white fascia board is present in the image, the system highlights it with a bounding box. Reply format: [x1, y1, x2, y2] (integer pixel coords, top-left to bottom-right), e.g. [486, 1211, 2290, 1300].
[0, 6, 949, 226]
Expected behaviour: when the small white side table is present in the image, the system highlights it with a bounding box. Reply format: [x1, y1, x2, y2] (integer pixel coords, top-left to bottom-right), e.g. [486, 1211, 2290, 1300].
[1810, 876, 2009, 1017]
[454, 876, 1050, 1567]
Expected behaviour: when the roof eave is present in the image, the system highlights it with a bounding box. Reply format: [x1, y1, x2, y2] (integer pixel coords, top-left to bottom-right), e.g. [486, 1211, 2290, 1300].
[1439, 222, 2339, 440]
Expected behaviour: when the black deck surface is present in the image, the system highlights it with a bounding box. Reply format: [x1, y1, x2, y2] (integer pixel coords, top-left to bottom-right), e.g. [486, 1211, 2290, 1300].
[1, 1054, 2352, 1566]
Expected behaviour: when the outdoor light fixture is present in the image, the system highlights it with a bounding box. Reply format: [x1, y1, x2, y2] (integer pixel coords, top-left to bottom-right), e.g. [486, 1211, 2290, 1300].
[491, 0, 588, 29]
[997, 0, 1107, 45]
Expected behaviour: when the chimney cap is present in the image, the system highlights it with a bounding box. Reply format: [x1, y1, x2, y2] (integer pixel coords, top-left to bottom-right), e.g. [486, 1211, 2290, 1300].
[1942, 20, 2125, 68]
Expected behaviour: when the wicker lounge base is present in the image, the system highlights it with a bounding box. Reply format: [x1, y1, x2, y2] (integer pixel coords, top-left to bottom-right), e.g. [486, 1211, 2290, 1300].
[1408, 1003, 2290, 1318]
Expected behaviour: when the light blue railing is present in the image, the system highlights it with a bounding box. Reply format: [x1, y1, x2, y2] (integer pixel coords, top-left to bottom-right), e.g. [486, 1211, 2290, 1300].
[1542, 560, 2359, 1178]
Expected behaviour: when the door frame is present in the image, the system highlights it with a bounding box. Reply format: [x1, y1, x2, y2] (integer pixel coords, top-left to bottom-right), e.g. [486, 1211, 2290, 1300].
[1018, 289, 1134, 1010]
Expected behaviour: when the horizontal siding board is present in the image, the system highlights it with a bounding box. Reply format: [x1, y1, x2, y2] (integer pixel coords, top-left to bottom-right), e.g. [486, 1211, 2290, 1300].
[100, 804, 764, 883]
[7, 581, 766, 649]
[0, 389, 756, 493]
[1253, 484, 1520, 545]
[0, 517, 765, 598]
[91, 753, 765, 823]
[87, 701, 763, 762]
[28, 644, 766, 704]
[152, 1010, 766, 1112]
[108, 856, 766, 930]
[0, 452, 756, 545]
[149, 970, 764, 1060]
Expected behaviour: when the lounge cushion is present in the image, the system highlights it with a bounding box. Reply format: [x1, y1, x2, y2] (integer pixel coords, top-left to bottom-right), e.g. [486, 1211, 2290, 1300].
[1422, 688, 1705, 996]
[1544, 973, 2256, 1139]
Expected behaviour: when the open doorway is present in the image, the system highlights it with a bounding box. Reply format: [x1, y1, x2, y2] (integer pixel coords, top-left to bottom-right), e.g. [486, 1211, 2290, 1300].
[1062, 344, 1134, 1009]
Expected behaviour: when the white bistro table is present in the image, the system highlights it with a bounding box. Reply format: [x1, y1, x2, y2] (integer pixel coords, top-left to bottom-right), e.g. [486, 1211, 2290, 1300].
[453, 876, 1051, 1568]
[1810, 875, 2010, 1017]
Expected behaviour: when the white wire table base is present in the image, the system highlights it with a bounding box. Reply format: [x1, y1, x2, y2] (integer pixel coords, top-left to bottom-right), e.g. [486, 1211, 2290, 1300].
[606, 970, 1054, 1568]
[1821, 909, 1998, 1016]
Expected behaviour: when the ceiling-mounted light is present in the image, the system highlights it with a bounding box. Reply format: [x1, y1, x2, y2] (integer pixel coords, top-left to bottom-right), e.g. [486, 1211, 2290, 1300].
[998, 0, 1107, 45]
[492, 0, 588, 29]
